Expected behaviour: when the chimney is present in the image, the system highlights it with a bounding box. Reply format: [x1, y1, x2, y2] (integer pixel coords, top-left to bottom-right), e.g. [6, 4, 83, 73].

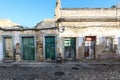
[55, 0, 61, 20]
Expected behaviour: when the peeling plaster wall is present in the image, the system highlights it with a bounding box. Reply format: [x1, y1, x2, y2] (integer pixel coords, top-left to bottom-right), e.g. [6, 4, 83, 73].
[61, 8, 120, 17]
[58, 8, 120, 60]
[14, 31, 20, 44]
[0, 30, 38, 62]
[58, 26, 120, 60]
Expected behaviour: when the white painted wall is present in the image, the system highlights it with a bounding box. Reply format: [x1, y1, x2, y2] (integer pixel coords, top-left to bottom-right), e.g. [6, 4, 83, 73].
[61, 8, 120, 17]
[14, 32, 20, 45]
[78, 37, 84, 47]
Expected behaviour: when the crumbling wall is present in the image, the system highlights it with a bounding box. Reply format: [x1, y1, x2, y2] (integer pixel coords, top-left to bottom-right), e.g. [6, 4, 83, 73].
[59, 24, 120, 60]
[36, 31, 43, 61]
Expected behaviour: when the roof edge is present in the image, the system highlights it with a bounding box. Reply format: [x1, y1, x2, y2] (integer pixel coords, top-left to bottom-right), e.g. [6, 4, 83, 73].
[62, 8, 120, 10]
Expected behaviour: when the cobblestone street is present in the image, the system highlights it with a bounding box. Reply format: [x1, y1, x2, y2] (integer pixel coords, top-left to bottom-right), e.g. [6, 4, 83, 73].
[0, 62, 120, 80]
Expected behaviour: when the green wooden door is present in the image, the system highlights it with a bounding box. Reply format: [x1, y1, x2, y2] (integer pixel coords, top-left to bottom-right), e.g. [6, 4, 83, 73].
[45, 36, 55, 60]
[22, 37, 35, 60]
[64, 38, 76, 59]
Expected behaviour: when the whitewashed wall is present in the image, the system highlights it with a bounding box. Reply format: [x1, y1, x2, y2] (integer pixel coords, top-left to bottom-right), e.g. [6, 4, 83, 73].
[14, 32, 20, 45]
[61, 8, 120, 18]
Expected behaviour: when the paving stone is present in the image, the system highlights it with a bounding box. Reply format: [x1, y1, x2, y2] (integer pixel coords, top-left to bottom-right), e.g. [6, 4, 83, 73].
[0, 64, 119, 80]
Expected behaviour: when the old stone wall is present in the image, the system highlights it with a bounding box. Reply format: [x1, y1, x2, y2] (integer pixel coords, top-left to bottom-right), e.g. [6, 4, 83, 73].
[35, 31, 43, 61]
[35, 29, 58, 61]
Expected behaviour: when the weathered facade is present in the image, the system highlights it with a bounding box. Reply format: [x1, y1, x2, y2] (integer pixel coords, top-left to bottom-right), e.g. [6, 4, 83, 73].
[55, 0, 120, 61]
[0, 0, 120, 62]
[0, 19, 58, 62]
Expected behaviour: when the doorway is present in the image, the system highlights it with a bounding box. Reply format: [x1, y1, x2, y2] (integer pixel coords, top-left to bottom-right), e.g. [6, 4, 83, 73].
[64, 37, 76, 60]
[22, 37, 35, 60]
[45, 36, 56, 60]
[3, 37, 14, 60]
[84, 36, 96, 59]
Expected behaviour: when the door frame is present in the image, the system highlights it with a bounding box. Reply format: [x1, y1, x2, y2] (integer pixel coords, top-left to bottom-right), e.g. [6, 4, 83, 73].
[20, 34, 36, 61]
[64, 37, 76, 60]
[43, 34, 57, 61]
[2, 35, 15, 60]
[84, 36, 96, 59]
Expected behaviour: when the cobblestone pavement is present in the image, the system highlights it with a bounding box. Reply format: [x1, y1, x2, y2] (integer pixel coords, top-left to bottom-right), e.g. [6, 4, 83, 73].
[0, 63, 120, 80]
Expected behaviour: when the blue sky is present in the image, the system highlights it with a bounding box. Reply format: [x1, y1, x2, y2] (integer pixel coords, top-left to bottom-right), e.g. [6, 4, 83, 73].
[0, 0, 120, 27]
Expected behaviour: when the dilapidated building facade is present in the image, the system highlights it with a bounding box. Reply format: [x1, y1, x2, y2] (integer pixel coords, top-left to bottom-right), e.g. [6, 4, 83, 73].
[0, 0, 120, 62]
[55, 0, 120, 61]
